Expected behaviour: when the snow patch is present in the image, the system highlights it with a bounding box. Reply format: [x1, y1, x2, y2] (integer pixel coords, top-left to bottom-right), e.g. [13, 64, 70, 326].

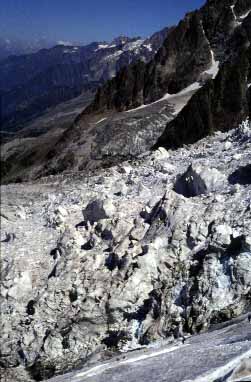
[122, 344, 188, 364]
[204, 50, 219, 79]
[95, 44, 109, 51]
[126, 82, 201, 114]
[76, 344, 188, 379]
[57, 40, 72, 46]
[183, 348, 251, 382]
[143, 44, 153, 52]
[95, 118, 107, 125]
[239, 9, 251, 19]
[125, 50, 219, 116]
[230, 5, 250, 26]
[63, 49, 78, 54]
[123, 39, 144, 52]
[103, 50, 123, 61]
[230, 4, 237, 20]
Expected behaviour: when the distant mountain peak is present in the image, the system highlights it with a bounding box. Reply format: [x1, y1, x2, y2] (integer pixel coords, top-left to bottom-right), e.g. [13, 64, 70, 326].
[111, 35, 138, 46]
[56, 40, 73, 46]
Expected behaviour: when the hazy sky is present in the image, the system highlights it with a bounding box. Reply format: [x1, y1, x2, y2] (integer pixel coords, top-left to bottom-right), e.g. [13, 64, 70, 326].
[1, 0, 205, 44]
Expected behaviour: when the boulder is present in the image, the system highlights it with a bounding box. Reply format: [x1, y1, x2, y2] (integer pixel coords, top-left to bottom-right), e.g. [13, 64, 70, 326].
[83, 199, 115, 224]
[174, 164, 226, 197]
[228, 164, 251, 185]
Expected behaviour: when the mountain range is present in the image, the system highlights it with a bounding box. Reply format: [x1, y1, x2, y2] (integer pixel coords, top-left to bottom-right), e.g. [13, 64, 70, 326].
[0, 37, 58, 61]
[1, 0, 250, 185]
[0, 28, 169, 134]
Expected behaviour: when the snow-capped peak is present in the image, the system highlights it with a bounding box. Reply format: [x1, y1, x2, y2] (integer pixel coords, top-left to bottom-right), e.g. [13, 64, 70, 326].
[57, 40, 72, 46]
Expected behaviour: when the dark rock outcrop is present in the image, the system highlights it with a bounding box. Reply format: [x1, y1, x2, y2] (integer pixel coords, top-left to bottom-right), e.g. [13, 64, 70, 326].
[155, 45, 250, 149]
[228, 164, 251, 185]
[174, 164, 226, 197]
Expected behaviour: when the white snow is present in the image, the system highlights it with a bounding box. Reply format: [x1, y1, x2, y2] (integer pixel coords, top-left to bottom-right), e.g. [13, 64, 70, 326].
[123, 39, 144, 52]
[203, 50, 219, 79]
[63, 49, 78, 54]
[76, 344, 187, 379]
[230, 4, 250, 26]
[143, 44, 153, 52]
[57, 40, 72, 46]
[230, 4, 237, 20]
[230, 4, 242, 26]
[95, 118, 107, 125]
[239, 9, 251, 19]
[183, 348, 251, 382]
[126, 82, 201, 114]
[103, 50, 123, 61]
[96, 44, 109, 51]
[76, 364, 106, 378]
[122, 344, 188, 364]
[125, 49, 219, 116]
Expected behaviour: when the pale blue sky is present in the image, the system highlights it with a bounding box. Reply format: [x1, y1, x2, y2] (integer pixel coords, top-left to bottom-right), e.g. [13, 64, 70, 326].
[1, 0, 205, 44]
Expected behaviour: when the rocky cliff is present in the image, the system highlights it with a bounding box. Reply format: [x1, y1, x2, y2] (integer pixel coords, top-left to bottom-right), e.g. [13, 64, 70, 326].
[85, 0, 251, 140]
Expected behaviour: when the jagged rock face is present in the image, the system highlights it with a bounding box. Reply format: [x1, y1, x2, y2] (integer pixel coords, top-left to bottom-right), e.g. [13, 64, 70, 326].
[88, 60, 147, 112]
[86, 0, 236, 113]
[144, 12, 212, 101]
[200, 0, 236, 58]
[85, 10, 214, 114]
[0, 29, 169, 134]
[235, 0, 251, 15]
[86, 0, 251, 148]
[156, 49, 250, 149]
[1, 122, 250, 381]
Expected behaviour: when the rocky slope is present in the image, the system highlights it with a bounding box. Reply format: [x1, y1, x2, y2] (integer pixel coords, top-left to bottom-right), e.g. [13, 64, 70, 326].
[0, 92, 94, 144]
[1, 82, 199, 183]
[0, 29, 169, 134]
[1, 119, 251, 381]
[83, 0, 251, 156]
[2, 0, 250, 184]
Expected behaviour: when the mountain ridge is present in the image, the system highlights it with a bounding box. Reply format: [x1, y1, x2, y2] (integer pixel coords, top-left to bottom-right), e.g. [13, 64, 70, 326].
[0, 28, 169, 134]
[85, 0, 251, 114]
[1, 0, 251, 184]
